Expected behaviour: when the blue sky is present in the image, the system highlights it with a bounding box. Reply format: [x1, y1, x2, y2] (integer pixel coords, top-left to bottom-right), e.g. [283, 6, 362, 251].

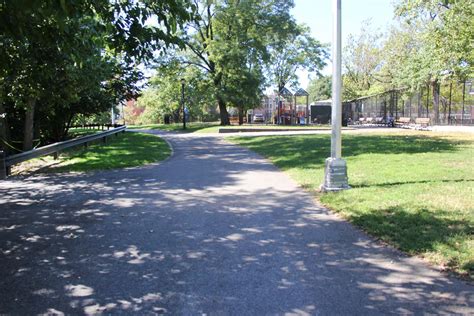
[291, 0, 396, 88]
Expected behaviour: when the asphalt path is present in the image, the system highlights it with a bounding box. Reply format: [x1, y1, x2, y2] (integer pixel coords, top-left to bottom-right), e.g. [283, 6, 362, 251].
[0, 130, 472, 315]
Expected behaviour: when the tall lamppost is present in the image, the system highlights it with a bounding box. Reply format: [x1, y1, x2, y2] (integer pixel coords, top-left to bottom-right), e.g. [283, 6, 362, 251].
[321, 0, 350, 192]
[181, 78, 186, 130]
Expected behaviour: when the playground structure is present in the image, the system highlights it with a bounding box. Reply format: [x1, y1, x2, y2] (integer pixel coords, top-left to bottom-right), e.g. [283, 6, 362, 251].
[274, 87, 310, 125]
[250, 80, 473, 127]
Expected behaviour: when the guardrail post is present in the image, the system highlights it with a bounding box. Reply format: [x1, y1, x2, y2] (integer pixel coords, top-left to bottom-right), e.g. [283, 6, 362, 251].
[0, 151, 6, 180]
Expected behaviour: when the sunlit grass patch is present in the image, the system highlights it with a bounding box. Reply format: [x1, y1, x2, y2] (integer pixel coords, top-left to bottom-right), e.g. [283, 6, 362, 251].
[16, 132, 171, 174]
[232, 131, 474, 278]
[127, 122, 220, 133]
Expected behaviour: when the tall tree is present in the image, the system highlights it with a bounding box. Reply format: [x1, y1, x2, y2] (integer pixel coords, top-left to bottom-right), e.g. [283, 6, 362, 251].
[342, 21, 384, 99]
[0, 0, 191, 150]
[395, 0, 474, 122]
[162, 0, 300, 125]
[269, 24, 327, 92]
[307, 75, 332, 102]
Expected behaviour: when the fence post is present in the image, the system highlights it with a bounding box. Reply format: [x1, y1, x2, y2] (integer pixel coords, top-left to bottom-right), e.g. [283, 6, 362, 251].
[0, 151, 6, 180]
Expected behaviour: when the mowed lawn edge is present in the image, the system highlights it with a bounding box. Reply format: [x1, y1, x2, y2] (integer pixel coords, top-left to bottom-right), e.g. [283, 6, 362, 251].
[231, 131, 474, 279]
[126, 122, 336, 134]
[14, 132, 171, 174]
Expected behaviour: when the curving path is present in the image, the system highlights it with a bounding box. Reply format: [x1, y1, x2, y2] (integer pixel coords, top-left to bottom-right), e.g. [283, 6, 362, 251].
[0, 130, 472, 315]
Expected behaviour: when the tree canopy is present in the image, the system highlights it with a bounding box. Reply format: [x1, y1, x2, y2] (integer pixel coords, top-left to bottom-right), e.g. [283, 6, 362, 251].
[149, 0, 327, 125]
[341, 0, 473, 121]
[0, 0, 191, 151]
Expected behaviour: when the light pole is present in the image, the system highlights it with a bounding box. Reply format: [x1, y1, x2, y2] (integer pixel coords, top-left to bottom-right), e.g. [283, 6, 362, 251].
[321, 0, 350, 192]
[181, 78, 186, 130]
[111, 106, 115, 126]
[121, 101, 125, 125]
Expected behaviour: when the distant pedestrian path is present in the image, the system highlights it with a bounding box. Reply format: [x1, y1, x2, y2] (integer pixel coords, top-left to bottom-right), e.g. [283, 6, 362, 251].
[0, 130, 472, 314]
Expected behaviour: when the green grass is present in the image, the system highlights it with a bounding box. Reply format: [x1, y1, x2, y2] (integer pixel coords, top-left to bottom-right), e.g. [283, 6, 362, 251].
[232, 131, 474, 278]
[127, 122, 333, 134]
[24, 132, 171, 174]
[68, 128, 102, 138]
[127, 122, 220, 133]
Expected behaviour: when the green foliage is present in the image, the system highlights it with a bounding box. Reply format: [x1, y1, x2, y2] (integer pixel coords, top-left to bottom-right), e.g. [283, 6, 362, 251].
[270, 24, 328, 91]
[307, 76, 332, 102]
[342, 21, 384, 99]
[343, 2, 473, 105]
[136, 61, 218, 124]
[233, 131, 474, 278]
[0, 0, 191, 151]
[152, 0, 326, 125]
[395, 0, 473, 77]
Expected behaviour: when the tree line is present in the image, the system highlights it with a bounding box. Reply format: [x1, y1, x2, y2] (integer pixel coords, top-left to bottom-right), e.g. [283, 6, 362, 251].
[2, 0, 472, 153]
[1, 0, 328, 153]
[308, 0, 473, 120]
[0, 0, 191, 152]
[135, 0, 327, 126]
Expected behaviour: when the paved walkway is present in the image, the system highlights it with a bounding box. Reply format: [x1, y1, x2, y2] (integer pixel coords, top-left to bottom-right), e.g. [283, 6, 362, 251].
[0, 130, 472, 315]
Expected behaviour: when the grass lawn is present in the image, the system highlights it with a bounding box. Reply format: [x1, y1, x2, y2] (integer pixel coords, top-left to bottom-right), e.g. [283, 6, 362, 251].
[14, 132, 171, 174]
[127, 122, 220, 133]
[127, 122, 333, 134]
[232, 130, 474, 278]
[68, 128, 102, 138]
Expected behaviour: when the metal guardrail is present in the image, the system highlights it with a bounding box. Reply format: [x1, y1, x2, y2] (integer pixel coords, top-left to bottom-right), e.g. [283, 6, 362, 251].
[0, 126, 126, 179]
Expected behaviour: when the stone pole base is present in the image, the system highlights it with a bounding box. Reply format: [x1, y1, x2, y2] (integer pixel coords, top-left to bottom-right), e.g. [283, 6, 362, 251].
[321, 157, 350, 192]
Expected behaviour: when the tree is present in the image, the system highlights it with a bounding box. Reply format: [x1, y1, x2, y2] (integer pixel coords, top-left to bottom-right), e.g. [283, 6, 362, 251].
[159, 0, 302, 125]
[0, 0, 191, 151]
[395, 0, 474, 122]
[269, 24, 328, 92]
[342, 20, 384, 99]
[307, 76, 332, 102]
[136, 62, 217, 124]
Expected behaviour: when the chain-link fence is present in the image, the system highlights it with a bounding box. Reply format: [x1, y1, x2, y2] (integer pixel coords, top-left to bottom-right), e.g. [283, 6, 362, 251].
[344, 80, 474, 125]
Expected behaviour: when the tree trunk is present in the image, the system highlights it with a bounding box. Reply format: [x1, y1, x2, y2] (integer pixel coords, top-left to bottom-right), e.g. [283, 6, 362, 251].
[238, 106, 244, 125]
[23, 98, 36, 151]
[431, 79, 440, 124]
[218, 97, 229, 126]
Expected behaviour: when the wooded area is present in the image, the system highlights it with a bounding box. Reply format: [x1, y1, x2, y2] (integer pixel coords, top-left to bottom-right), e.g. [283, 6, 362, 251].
[1, 0, 473, 153]
[329, 0, 473, 118]
[0, 0, 190, 153]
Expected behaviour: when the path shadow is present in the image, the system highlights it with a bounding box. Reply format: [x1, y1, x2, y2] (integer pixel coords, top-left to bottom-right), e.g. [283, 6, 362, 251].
[0, 135, 472, 314]
[348, 206, 473, 275]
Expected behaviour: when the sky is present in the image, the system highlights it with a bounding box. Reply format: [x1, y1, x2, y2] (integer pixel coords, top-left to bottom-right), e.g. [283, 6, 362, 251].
[291, 0, 397, 89]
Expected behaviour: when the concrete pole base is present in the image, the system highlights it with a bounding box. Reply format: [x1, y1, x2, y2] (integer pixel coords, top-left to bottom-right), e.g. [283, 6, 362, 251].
[321, 157, 350, 192]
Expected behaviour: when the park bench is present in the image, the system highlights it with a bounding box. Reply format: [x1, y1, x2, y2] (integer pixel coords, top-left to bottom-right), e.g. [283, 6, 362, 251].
[365, 117, 374, 125]
[374, 117, 385, 126]
[414, 117, 431, 130]
[395, 117, 411, 128]
[229, 117, 247, 125]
